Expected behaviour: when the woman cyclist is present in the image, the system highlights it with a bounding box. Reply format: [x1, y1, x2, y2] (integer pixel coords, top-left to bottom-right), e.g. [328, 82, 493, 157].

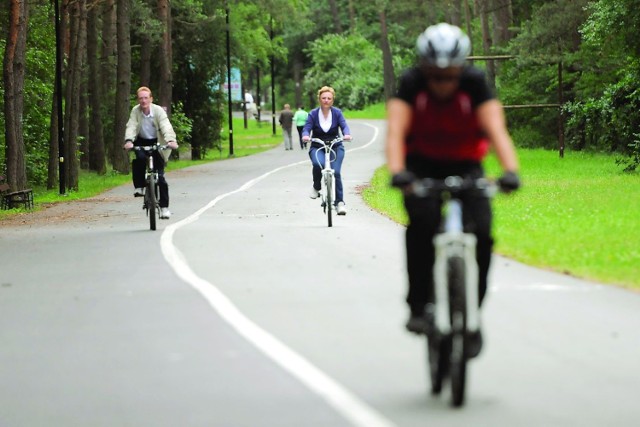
[385, 23, 520, 357]
[302, 86, 353, 215]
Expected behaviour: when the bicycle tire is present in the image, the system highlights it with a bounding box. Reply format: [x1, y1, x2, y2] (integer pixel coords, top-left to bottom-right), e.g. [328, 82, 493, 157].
[325, 174, 333, 227]
[448, 255, 467, 407]
[427, 333, 450, 395]
[148, 174, 157, 231]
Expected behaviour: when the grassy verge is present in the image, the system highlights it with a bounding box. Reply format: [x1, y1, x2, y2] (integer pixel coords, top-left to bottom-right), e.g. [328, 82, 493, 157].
[0, 118, 281, 219]
[362, 149, 640, 289]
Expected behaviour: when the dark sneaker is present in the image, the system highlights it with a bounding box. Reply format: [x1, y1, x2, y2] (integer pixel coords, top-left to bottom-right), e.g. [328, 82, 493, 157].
[405, 315, 427, 334]
[466, 330, 483, 358]
[134, 188, 145, 197]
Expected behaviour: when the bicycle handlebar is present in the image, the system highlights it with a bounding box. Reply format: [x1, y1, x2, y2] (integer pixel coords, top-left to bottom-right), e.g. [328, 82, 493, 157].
[309, 136, 345, 147]
[410, 176, 499, 198]
[133, 144, 170, 152]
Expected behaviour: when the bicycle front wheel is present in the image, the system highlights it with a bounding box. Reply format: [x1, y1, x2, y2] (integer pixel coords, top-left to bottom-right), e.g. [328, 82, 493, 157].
[325, 174, 333, 227]
[448, 255, 467, 407]
[147, 174, 157, 231]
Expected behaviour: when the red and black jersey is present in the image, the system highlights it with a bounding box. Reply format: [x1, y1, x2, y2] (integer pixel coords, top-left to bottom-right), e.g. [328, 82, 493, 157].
[394, 66, 494, 162]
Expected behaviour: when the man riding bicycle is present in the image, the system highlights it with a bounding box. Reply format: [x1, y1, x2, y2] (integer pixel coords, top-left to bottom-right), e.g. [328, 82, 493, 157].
[385, 23, 520, 356]
[123, 86, 178, 219]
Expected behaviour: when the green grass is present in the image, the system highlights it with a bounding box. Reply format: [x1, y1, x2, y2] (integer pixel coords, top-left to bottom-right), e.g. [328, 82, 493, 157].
[0, 117, 281, 219]
[344, 102, 386, 119]
[363, 149, 640, 289]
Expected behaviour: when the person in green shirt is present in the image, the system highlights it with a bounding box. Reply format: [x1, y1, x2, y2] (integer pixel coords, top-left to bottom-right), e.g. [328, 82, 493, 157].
[293, 106, 309, 149]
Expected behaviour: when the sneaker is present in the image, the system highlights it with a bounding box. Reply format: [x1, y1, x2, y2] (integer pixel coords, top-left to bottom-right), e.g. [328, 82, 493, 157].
[336, 202, 347, 215]
[309, 186, 320, 199]
[134, 188, 144, 197]
[424, 303, 436, 336]
[466, 330, 483, 358]
[405, 314, 427, 334]
[160, 207, 171, 219]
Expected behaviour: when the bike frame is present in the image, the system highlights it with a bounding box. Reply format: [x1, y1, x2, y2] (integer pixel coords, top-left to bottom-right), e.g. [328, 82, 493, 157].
[134, 144, 166, 230]
[310, 136, 342, 226]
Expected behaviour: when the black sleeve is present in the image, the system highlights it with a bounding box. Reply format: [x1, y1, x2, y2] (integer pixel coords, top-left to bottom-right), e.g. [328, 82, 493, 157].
[459, 67, 495, 107]
[394, 67, 423, 104]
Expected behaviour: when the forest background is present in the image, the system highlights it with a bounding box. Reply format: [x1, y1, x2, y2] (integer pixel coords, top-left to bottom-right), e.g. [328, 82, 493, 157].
[1, 0, 639, 194]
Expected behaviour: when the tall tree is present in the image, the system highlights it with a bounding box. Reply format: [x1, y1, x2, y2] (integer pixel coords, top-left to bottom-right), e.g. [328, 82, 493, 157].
[378, 3, 395, 100]
[113, 0, 131, 173]
[87, 1, 106, 174]
[157, 0, 172, 113]
[3, 0, 29, 191]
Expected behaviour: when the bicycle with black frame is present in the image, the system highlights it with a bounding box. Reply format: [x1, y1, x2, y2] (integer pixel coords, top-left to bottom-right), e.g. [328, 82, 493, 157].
[133, 144, 169, 231]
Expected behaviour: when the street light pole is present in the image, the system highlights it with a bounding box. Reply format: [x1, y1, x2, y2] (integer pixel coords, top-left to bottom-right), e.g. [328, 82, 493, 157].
[54, 0, 65, 194]
[270, 16, 276, 136]
[226, 4, 234, 156]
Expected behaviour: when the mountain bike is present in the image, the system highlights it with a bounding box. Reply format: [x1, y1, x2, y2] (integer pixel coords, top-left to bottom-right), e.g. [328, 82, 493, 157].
[409, 175, 498, 407]
[134, 144, 168, 231]
[310, 136, 344, 227]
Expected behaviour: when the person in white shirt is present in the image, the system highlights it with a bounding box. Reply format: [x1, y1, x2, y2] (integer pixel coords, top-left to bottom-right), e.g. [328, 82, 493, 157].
[123, 86, 178, 219]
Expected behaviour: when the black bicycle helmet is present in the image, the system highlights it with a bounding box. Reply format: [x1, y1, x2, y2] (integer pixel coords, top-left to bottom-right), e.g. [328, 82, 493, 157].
[416, 23, 471, 68]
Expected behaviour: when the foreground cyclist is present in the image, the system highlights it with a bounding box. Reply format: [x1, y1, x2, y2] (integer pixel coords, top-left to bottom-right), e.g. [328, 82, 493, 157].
[385, 23, 520, 356]
[302, 86, 352, 215]
[123, 86, 178, 219]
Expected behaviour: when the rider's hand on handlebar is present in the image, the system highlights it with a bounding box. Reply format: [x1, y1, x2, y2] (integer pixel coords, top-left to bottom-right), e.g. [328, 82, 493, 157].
[302, 136, 310, 142]
[167, 140, 179, 150]
[391, 170, 417, 189]
[497, 171, 521, 193]
[343, 135, 352, 141]
[123, 141, 133, 150]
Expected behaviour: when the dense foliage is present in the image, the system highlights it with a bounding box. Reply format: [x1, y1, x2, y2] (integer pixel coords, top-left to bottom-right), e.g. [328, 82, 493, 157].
[1, 0, 639, 191]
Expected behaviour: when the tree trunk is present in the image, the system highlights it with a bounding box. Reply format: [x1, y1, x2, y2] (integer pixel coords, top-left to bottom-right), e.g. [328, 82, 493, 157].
[328, 0, 343, 34]
[379, 8, 396, 100]
[140, 33, 151, 87]
[113, 0, 131, 173]
[63, 0, 87, 190]
[491, 0, 513, 47]
[476, 0, 496, 88]
[87, 2, 106, 174]
[48, 75, 60, 189]
[101, 0, 117, 167]
[3, 0, 29, 191]
[157, 0, 172, 114]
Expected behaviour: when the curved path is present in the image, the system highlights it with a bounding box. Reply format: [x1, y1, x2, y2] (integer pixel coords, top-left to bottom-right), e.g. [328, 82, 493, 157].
[1, 120, 638, 426]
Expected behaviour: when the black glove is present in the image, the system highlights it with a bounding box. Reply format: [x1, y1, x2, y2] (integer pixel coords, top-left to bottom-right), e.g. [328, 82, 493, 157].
[498, 171, 521, 193]
[391, 170, 417, 188]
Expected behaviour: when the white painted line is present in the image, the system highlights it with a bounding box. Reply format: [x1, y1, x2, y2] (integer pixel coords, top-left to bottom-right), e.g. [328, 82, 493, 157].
[160, 123, 396, 427]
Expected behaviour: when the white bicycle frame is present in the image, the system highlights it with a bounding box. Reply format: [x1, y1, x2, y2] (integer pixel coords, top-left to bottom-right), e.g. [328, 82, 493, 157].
[413, 176, 493, 336]
[432, 198, 479, 335]
[311, 137, 341, 209]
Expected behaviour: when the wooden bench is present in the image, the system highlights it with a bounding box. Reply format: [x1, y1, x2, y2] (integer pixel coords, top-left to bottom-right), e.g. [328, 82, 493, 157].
[0, 176, 34, 210]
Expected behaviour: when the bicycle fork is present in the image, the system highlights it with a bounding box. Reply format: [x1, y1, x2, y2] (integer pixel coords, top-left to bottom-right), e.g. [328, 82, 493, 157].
[432, 199, 480, 335]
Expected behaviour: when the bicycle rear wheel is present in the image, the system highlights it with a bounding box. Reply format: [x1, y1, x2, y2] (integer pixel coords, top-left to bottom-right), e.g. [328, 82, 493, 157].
[147, 174, 157, 231]
[448, 255, 467, 407]
[325, 174, 333, 227]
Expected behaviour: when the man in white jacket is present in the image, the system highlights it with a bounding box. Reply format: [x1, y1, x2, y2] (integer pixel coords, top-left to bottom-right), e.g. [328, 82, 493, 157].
[123, 86, 179, 219]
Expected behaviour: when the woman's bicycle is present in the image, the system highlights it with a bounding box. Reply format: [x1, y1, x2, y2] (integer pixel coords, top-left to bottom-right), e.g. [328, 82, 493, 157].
[134, 144, 168, 231]
[409, 175, 499, 407]
[310, 136, 343, 227]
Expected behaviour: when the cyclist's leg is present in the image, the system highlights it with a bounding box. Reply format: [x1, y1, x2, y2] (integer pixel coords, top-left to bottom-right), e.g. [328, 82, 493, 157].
[462, 194, 492, 306]
[132, 150, 147, 189]
[308, 147, 323, 191]
[331, 145, 345, 203]
[404, 195, 442, 315]
[153, 151, 169, 208]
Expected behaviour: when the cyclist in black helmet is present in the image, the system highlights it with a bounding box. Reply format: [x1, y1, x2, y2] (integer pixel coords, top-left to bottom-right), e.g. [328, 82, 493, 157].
[386, 23, 520, 357]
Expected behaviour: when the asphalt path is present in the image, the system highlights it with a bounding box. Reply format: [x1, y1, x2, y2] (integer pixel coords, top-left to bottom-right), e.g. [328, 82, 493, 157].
[1, 119, 639, 426]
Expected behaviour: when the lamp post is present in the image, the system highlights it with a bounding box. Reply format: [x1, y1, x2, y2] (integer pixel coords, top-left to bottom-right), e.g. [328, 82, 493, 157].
[226, 4, 234, 156]
[54, 0, 65, 194]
